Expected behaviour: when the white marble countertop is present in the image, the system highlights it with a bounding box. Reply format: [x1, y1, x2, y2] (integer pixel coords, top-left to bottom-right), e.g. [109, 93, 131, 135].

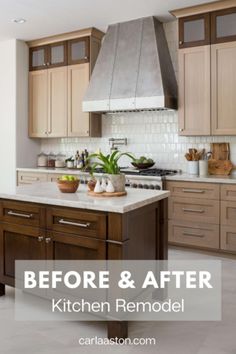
[165, 173, 236, 184]
[0, 183, 169, 214]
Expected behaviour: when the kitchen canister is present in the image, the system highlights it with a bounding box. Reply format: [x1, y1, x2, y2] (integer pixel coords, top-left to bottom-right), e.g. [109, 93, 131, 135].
[187, 161, 199, 175]
[199, 160, 208, 176]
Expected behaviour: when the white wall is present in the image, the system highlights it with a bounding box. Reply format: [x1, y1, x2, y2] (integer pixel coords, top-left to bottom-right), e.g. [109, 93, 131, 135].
[0, 40, 17, 193]
[0, 39, 40, 193]
[16, 40, 40, 168]
[40, 21, 236, 172]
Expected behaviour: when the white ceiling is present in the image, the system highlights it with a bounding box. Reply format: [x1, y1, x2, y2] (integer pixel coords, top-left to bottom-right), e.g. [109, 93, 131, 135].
[0, 0, 216, 41]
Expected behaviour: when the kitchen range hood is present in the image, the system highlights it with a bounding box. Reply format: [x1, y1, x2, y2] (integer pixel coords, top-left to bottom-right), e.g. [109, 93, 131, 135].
[83, 16, 177, 113]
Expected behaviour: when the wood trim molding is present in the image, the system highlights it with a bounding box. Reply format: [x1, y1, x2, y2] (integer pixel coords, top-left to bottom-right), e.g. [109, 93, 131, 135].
[170, 0, 236, 18]
[27, 27, 104, 48]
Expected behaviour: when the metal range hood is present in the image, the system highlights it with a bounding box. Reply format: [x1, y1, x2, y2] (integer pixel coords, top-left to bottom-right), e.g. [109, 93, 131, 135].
[83, 16, 178, 113]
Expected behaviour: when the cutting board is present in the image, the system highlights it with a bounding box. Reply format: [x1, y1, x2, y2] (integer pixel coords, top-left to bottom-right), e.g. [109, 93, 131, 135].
[208, 159, 233, 175]
[88, 191, 127, 197]
[210, 143, 230, 160]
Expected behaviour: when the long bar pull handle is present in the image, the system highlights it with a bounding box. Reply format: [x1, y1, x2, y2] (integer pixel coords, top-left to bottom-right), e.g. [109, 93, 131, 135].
[182, 208, 205, 213]
[183, 232, 204, 238]
[8, 210, 33, 219]
[182, 189, 205, 193]
[58, 219, 91, 228]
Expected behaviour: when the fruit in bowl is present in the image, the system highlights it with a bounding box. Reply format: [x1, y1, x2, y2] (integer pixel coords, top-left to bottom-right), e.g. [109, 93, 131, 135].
[57, 175, 79, 193]
[131, 156, 155, 169]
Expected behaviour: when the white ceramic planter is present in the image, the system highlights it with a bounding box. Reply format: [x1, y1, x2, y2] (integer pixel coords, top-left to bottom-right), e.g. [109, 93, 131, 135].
[187, 161, 199, 175]
[108, 174, 126, 192]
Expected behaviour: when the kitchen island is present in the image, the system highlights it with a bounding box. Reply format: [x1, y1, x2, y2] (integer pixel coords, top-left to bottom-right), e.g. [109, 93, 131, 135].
[0, 183, 169, 338]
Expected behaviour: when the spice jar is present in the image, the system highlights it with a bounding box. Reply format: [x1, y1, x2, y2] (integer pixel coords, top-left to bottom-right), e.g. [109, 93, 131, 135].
[55, 153, 66, 168]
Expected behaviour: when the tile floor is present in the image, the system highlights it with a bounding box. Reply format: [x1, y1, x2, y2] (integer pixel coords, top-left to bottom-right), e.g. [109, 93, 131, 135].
[0, 247, 236, 354]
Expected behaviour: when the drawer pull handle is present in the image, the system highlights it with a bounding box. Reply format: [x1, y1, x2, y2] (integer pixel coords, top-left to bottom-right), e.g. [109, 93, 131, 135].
[182, 208, 205, 213]
[58, 219, 91, 228]
[183, 232, 204, 238]
[45, 237, 51, 243]
[7, 210, 33, 219]
[182, 189, 205, 194]
[38, 236, 44, 242]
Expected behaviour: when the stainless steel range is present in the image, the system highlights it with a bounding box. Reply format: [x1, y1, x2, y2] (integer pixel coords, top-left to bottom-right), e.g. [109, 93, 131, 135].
[120, 168, 178, 190]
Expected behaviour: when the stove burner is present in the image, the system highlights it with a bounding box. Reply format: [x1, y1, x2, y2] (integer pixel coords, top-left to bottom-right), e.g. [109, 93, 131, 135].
[139, 168, 178, 177]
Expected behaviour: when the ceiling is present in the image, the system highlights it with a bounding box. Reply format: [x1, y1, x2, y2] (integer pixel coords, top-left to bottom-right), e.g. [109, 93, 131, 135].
[0, 0, 216, 41]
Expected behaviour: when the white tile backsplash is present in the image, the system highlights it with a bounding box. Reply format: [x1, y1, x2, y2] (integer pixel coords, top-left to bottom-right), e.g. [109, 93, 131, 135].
[40, 20, 236, 172]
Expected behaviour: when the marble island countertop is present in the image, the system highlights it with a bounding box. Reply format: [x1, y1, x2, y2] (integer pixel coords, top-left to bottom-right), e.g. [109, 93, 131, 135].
[0, 183, 170, 214]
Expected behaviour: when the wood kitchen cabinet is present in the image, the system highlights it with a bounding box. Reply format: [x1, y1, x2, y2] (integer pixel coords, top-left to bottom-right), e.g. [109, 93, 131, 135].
[28, 28, 103, 138]
[179, 13, 210, 48]
[178, 46, 211, 135]
[29, 67, 67, 138]
[211, 41, 236, 135]
[29, 42, 67, 70]
[175, 4, 236, 136]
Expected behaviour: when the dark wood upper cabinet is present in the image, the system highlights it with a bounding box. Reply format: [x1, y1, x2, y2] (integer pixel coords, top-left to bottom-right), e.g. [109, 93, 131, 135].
[48, 41, 67, 68]
[211, 7, 236, 44]
[29, 45, 48, 71]
[68, 37, 90, 65]
[179, 13, 211, 48]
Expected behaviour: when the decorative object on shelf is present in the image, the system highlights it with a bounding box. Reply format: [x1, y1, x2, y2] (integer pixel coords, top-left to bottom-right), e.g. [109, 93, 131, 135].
[87, 150, 134, 192]
[106, 180, 115, 193]
[57, 175, 79, 193]
[94, 180, 103, 193]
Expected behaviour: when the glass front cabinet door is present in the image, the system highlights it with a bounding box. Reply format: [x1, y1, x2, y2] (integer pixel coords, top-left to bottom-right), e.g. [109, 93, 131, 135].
[68, 37, 90, 65]
[179, 13, 210, 48]
[48, 41, 67, 67]
[211, 8, 236, 43]
[29, 46, 48, 71]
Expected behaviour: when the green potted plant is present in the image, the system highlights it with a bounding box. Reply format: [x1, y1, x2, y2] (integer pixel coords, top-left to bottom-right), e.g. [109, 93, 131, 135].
[87, 150, 135, 192]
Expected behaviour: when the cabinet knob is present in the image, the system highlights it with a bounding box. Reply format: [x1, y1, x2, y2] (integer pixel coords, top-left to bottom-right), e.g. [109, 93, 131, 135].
[38, 236, 44, 242]
[179, 41, 183, 45]
[84, 56, 88, 60]
[43, 63, 47, 66]
[179, 128, 184, 132]
[45, 237, 51, 243]
[46, 62, 50, 66]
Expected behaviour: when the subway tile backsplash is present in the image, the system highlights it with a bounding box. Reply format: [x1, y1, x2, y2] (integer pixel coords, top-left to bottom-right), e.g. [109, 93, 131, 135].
[41, 111, 236, 172]
[41, 21, 236, 173]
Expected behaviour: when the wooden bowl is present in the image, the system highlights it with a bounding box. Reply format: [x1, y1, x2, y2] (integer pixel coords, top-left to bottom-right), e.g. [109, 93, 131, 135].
[131, 162, 155, 170]
[57, 179, 80, 193]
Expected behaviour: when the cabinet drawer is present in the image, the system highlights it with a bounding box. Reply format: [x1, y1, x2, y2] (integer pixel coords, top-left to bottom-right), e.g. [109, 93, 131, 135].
[221, 226, 236, 253]
[46, 207, 107, 239]
[0, 200, 45, 228]
[221, 201, 236, 226]
[168, 220, 219, 249]
[221, 184, 236, 202]
[168, 197, 219, 224]
[18, 172, 47, 185]
[166, 181, 220, 200]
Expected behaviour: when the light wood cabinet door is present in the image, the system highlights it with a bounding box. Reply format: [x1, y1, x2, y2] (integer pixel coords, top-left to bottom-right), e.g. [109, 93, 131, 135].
[29, 70, 48, 137]
[178, 46, 211, 135]
[47, 67, 68, 137]
[68, 63, 90, 137]
[211, 41, 236, 135]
